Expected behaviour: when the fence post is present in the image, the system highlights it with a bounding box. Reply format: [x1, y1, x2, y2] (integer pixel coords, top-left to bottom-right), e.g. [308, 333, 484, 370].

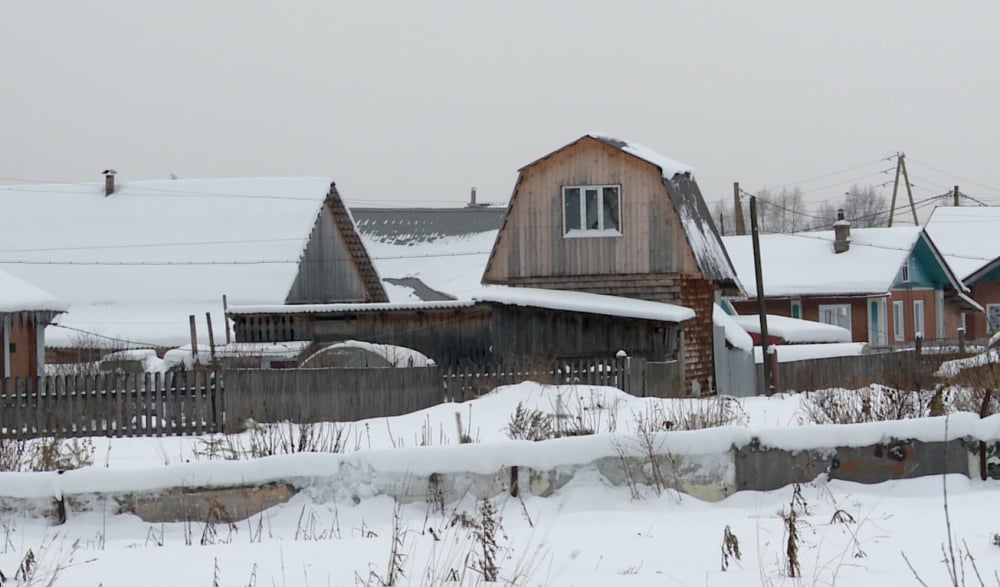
[958, 327, 966, 355]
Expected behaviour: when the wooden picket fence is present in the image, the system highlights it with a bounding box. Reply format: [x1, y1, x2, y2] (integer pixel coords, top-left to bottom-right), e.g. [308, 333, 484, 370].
[0, 371, 221, 440]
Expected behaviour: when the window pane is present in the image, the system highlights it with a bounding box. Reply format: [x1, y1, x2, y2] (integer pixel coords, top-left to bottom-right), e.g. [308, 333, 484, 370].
[564, 188, 581, 231]
[602, 186, 620, 231]
[585, 189, 599, 229]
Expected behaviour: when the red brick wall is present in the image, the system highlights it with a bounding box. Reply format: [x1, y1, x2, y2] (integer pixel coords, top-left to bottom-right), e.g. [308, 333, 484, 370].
[679, 275, 716, 394]
[968, 282, 1000, 340]
[886, 289, 938, 343]
[3, 319, 38, 378]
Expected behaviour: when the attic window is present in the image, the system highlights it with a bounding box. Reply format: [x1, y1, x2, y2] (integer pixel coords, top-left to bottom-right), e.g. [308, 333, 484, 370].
[901, 261, 910, 283]
[563, 185, 621, 237]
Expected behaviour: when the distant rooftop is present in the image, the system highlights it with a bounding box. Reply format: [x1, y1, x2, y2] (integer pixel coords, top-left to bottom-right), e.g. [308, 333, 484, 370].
[352, 206, 506, 246]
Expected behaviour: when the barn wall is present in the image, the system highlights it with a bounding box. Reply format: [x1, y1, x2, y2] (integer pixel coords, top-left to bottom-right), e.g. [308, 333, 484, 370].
[484, 138, 700, 283]
[287, 203, 371, 304]
[488, 305, 680, 362]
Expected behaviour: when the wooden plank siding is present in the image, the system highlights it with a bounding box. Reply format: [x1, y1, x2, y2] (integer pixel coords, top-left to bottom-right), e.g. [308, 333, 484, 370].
[484, 138, 700, 281]
[287, 202, 376, 304]
[481, 136, 728, 392]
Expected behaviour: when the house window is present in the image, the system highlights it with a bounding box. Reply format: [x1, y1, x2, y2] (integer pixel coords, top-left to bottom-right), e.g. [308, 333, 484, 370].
[900, 261, 910, 283]
[790, 300, 802, 320]
[893, 300, 905, 341]
[563, 185, 621, 236]
[988, 304, 1000, 334]
[913, 300, 925, 339]
[818, 304, 851, 332]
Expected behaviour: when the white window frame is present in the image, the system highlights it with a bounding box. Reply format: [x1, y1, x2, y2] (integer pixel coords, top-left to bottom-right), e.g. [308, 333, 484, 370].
[893, 300, 905, 341]
[913, 300, 925, 339]
[900, 260, 910, 283]
[562, 184, 622, 237]
[988, 304, 1000, 334]
[790, 299, 802, 320]
[818, 303, 852, 332]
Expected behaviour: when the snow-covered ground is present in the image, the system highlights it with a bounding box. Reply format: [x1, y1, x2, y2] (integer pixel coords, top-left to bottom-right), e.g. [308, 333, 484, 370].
[1, 383, 998, 586]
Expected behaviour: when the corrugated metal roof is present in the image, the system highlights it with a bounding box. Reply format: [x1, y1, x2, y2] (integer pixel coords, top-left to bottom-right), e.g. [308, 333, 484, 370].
[352, 207, 507, 245]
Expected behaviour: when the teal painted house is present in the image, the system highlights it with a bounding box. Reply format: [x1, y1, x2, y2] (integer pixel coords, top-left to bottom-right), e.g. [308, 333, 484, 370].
[723, 221, 981, 346]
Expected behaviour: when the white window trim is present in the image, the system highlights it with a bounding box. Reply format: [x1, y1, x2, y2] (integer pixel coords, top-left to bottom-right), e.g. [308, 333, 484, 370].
[893, 300, 905, 341]
[900, 260, 910, 283]
[987, 304, 1000, 334]
[913, 300, 925, 339]
[562, 184, 623, 238]
[790, 299, 802, 320]
[818, 303, 852, 332]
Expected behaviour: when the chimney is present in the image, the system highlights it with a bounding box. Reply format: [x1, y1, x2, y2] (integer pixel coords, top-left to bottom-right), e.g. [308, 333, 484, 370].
[467, 186, 478, 208]
[103, 169, 117, 196]
[834, 209, 851, 253]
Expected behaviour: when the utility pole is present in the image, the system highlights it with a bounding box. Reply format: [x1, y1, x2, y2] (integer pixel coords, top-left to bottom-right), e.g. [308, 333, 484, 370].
[954, 185, 961, 207]
[888, 152, 919, 226]
[733, 182, 747, 235]
[750, 196, 774, 395]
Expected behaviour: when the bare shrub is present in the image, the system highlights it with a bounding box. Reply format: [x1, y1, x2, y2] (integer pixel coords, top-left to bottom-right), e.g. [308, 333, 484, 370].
[0, 437, 94, 473]
[505, 403, 553, 441]
[800, 385, 937, 424]
[194, 420, 348, 461]
[473, 499, 501, 583]
[721, 525, 742, 571]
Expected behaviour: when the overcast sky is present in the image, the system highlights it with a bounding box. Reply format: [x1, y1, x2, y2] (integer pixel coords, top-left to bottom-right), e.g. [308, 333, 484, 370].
[3, 2, 999, 215]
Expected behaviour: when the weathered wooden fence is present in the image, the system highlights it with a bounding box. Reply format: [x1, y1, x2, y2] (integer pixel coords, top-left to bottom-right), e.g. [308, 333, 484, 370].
[760, 350, 943, 394]
[223, 367, 444, 432]
[0, 371, 222, 440]
[442, 357, 646, 400]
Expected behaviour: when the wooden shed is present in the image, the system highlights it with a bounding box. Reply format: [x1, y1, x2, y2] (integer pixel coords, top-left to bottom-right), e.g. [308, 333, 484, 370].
[482, 134, 742, 392]
[1, 269, 66, 378]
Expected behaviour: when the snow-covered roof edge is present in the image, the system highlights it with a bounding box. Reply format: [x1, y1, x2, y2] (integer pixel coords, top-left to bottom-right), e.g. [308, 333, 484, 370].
[588, 133, 694, 178]
[472, 286, 695, 323]
[667, 174, 744, 291]
[713, 304, 753, 352]
[228, 300, 475, 316]
[0, 268, 68, 313]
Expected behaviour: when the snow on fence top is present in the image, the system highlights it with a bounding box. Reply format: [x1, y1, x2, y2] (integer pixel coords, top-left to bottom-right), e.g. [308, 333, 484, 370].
[472, 286, 696, 323]
[228, 300, 475, 315]
[0, 268, 67, 313]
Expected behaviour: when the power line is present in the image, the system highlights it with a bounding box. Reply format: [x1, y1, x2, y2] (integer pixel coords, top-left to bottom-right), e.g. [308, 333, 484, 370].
[906, 158, 1000, 194]
[754, 156, 893, 193]
[49, 323, 162, 349]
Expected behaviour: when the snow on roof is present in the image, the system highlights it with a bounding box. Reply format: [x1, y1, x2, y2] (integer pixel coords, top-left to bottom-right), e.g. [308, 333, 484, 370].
[713, 304, 753, 352]
[363, 229, 498, 303]
[722, 226, 923, 297]
[228, 300, 475, 316]
[731, 314, 852, 344]
[589, 133, 695, 179]
[924, 206, 1000, 280]
[353, 207, 506, 245]
[0, 177, 334, 346]
[0, 268, 67, 313]
[471, 286, 695, 323]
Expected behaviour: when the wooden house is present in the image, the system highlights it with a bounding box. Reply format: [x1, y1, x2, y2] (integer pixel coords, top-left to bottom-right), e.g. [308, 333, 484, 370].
[0, 269, 66, 378]
[0, 176, 386, 360]
[925, 206, 1000, 339]
[481, 134, 742, 392]
[723, 218, 981, 346]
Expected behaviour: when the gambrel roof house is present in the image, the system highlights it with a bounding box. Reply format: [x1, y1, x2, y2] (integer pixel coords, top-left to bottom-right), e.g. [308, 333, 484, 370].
[0, 176, 386, 353]
[723, 222, 980, 346]
[925, 206, 1000, 338]
[482, 133, 743, 393]
[0, 269, 66, 377]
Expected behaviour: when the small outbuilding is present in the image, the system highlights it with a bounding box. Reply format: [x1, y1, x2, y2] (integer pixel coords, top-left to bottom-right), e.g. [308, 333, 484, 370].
[0, 269, 66, 378]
